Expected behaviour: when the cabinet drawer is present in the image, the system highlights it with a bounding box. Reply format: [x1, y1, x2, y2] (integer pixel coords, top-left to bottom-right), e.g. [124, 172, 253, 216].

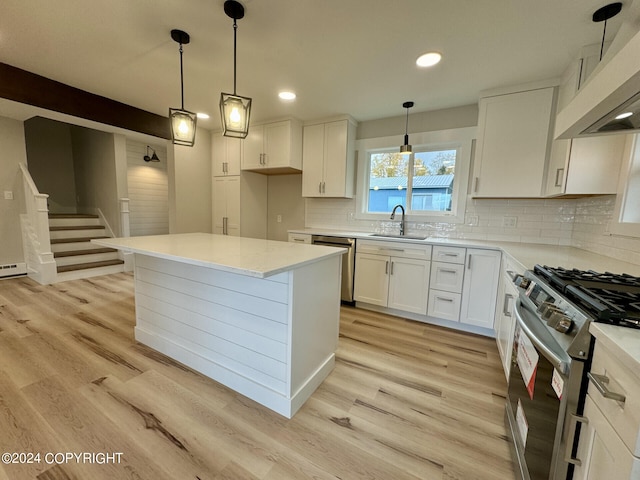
[430, 262, 464, 293]
[357, 239, 431, 260]
[588, 342, 640, 456]
[427, 290, 461, 322]
[432, 245, 466, 264]
[288, 233, 312, 244]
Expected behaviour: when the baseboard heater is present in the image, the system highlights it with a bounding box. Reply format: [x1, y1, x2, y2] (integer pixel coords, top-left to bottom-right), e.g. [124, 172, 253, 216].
[0, 262, 27, 278]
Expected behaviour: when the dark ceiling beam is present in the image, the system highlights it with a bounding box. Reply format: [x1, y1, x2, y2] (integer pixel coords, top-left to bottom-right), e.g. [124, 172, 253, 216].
[0, 62, 171, 139]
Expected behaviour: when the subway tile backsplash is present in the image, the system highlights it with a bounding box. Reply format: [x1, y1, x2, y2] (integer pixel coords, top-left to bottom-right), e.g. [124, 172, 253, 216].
[305, 195, 640, 266]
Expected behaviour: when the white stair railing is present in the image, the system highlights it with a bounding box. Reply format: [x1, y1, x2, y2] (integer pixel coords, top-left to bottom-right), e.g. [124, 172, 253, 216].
[18, 163, 57, 284]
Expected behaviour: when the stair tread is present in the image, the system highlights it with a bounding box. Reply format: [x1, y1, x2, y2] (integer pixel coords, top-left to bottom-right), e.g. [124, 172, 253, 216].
[57, 259, 124, 273]
[54, 248, 118, 258]
[48, 213, 99, 219]
[50, 225, 106, 231]
[51, 236, 109, 244]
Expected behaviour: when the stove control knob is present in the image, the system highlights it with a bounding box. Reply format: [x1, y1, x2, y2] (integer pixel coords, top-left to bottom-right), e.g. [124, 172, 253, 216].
[554, 316, 574, 334]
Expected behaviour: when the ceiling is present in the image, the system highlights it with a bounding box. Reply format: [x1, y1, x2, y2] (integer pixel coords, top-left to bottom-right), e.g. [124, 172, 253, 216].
[0, 0, 637, 132]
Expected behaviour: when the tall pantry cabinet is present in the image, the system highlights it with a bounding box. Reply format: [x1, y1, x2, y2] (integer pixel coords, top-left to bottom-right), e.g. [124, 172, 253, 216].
[212, 132, 267, 239]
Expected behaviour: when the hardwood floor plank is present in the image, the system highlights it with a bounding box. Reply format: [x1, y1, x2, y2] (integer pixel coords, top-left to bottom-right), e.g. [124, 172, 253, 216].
[0, 274, 516, 479]
[22, 375, 173, 480]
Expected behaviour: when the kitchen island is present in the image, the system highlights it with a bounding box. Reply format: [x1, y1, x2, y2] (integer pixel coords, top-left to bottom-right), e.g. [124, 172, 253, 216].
[93, 233, 345, 418]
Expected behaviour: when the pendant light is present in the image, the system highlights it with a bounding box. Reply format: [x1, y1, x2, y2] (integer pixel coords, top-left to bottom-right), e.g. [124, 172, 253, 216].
[592, 2, 622, 61]
[399, 101, 414, 155]
[169, 29, 197, 147]
[220, 0, 252, 139]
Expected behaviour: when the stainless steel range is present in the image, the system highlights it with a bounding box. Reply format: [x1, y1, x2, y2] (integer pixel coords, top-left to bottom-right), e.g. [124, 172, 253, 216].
[506, 265, 640, 480]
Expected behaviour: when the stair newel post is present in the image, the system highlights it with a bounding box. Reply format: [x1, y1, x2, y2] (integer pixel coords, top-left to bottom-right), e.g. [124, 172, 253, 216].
[120, 198, 130, 237]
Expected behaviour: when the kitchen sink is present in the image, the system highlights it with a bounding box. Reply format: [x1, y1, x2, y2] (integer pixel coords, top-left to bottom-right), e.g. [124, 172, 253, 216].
[369, 233, 429, 240]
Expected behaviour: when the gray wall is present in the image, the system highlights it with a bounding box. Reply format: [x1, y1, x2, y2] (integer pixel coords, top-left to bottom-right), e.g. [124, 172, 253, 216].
[357, 104, 478, 139]
[24, 117, 78, 213]
[267, 174, 305, 241]
[169, 127, 212, 234]
[0, 116, 28, 265]
[71, 127, 121, 235]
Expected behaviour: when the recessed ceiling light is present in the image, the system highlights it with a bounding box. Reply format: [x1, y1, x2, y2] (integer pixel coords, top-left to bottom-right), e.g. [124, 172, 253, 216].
[616, 111, 633, 120]
[279, 91, 296, 101]
[416, 52, 442, 68]
[197, 112, 210, 119]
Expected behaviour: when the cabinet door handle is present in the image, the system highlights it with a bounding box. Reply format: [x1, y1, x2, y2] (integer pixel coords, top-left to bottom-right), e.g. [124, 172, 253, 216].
[292, 238, 305, 242]
[263, 153, 267, 165]
[588, 372, 626, 403]
[318, 181, 322, 194]
[442, 253, 459, 257]
[503, 293, 514, 316]
[474, 177, 479, 193]
[223, 217, 228, 235]
[467, 254, 472, 269]
[390, 261, 394, 275]
[440, 268, 458, 274]
[555, 167, 565, 187]
[322, 181, 326, 193]
[385, 261, 389, 275]
[436, 296, 454, 302]
[564, 413, 588, 466]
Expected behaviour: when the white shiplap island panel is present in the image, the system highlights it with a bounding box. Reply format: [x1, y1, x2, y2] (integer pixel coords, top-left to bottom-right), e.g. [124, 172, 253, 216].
[93, 233, 345, 418]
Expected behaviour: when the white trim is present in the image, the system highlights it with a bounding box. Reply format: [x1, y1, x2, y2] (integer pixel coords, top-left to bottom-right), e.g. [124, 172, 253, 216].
[354, 127, 476, 224]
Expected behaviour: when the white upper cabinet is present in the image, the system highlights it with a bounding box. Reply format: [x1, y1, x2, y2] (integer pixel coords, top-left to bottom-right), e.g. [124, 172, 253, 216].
[302, 117, 357, 198]
[241, 119, 303, 174]
[546, 56, 628, 196]
[472, 86, 555, 198]
[546, 134, 627, 196]
[212, 132, 241, 177]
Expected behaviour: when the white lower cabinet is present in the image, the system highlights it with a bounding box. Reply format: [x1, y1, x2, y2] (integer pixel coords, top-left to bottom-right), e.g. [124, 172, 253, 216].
[354, 240, 431, 315]
[460, 248, 501, 329]
[574, 338, 640, 480]
[427, 290, 462, 322]
[427, 246, 466, 322]
[495, 267, 518, 380]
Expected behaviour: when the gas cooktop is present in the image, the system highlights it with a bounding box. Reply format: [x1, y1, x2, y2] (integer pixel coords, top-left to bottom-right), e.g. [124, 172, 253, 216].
[534, 265, 640, 329]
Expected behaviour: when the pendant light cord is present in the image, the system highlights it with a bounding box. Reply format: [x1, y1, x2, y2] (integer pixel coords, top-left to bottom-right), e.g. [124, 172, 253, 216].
[600, 19, 607, 61]
[179, 43, 185, 109]
[233, 19, 238, 95]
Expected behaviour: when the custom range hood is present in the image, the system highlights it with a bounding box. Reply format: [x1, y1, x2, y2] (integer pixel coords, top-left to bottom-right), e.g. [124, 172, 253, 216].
[556, 23, 640, 138]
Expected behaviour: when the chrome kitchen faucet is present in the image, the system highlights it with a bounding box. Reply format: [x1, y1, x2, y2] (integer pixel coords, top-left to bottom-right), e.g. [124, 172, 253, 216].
[390, 204, 405, 236]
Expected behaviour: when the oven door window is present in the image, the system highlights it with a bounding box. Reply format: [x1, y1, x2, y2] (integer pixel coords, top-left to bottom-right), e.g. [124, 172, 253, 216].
[508, 326, 563, 480]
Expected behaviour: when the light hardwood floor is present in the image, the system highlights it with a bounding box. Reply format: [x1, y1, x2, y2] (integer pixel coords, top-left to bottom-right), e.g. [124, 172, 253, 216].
[0, 273, 516, 480]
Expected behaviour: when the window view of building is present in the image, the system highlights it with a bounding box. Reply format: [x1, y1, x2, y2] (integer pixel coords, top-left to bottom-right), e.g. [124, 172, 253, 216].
[367, 149, 457, 213]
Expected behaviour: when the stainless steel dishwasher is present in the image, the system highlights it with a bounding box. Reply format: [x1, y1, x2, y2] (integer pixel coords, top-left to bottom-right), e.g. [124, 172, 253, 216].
[311, 235, 356, 303]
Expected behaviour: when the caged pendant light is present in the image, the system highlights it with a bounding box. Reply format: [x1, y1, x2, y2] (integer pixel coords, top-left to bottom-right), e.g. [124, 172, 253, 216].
[220, 0, 252, 139]
[399, 101, 414, 155]
[169, 29, 197, 147]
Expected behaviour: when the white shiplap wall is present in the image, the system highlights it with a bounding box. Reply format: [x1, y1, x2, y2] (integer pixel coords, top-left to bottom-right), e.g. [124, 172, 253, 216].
[126, 141, 169, 237]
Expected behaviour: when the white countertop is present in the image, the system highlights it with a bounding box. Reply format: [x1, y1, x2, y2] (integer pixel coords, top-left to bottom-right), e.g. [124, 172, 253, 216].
[289, 228, 640, 276]
[590, 323, 640, 375]
[93, 233, 346, 278]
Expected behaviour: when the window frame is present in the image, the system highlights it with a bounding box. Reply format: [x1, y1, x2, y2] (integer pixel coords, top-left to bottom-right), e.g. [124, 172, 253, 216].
[355, 127, 476, 224]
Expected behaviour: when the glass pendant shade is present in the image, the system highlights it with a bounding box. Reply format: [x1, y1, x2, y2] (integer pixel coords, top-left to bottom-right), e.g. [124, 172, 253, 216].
[169, 108, 197, 146]
[220, 93, 251, 138]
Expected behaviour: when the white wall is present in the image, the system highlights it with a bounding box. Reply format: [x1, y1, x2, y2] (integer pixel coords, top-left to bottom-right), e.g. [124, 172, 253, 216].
[126, 140, 169, 236]
[0, 116, 27, 265]
[23, 117, 77, 213]
[169, 127, 212, 234]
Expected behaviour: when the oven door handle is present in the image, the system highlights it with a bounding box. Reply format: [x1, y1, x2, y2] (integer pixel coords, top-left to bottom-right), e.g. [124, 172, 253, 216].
[514, 299, 569, 375]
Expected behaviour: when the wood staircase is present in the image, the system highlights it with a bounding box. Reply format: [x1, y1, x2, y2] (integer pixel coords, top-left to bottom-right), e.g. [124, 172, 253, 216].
[49, 213, 125, 281]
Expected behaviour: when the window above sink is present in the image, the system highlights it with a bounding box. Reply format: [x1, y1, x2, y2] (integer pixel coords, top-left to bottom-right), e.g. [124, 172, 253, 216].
[354, 127, 475, 225]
